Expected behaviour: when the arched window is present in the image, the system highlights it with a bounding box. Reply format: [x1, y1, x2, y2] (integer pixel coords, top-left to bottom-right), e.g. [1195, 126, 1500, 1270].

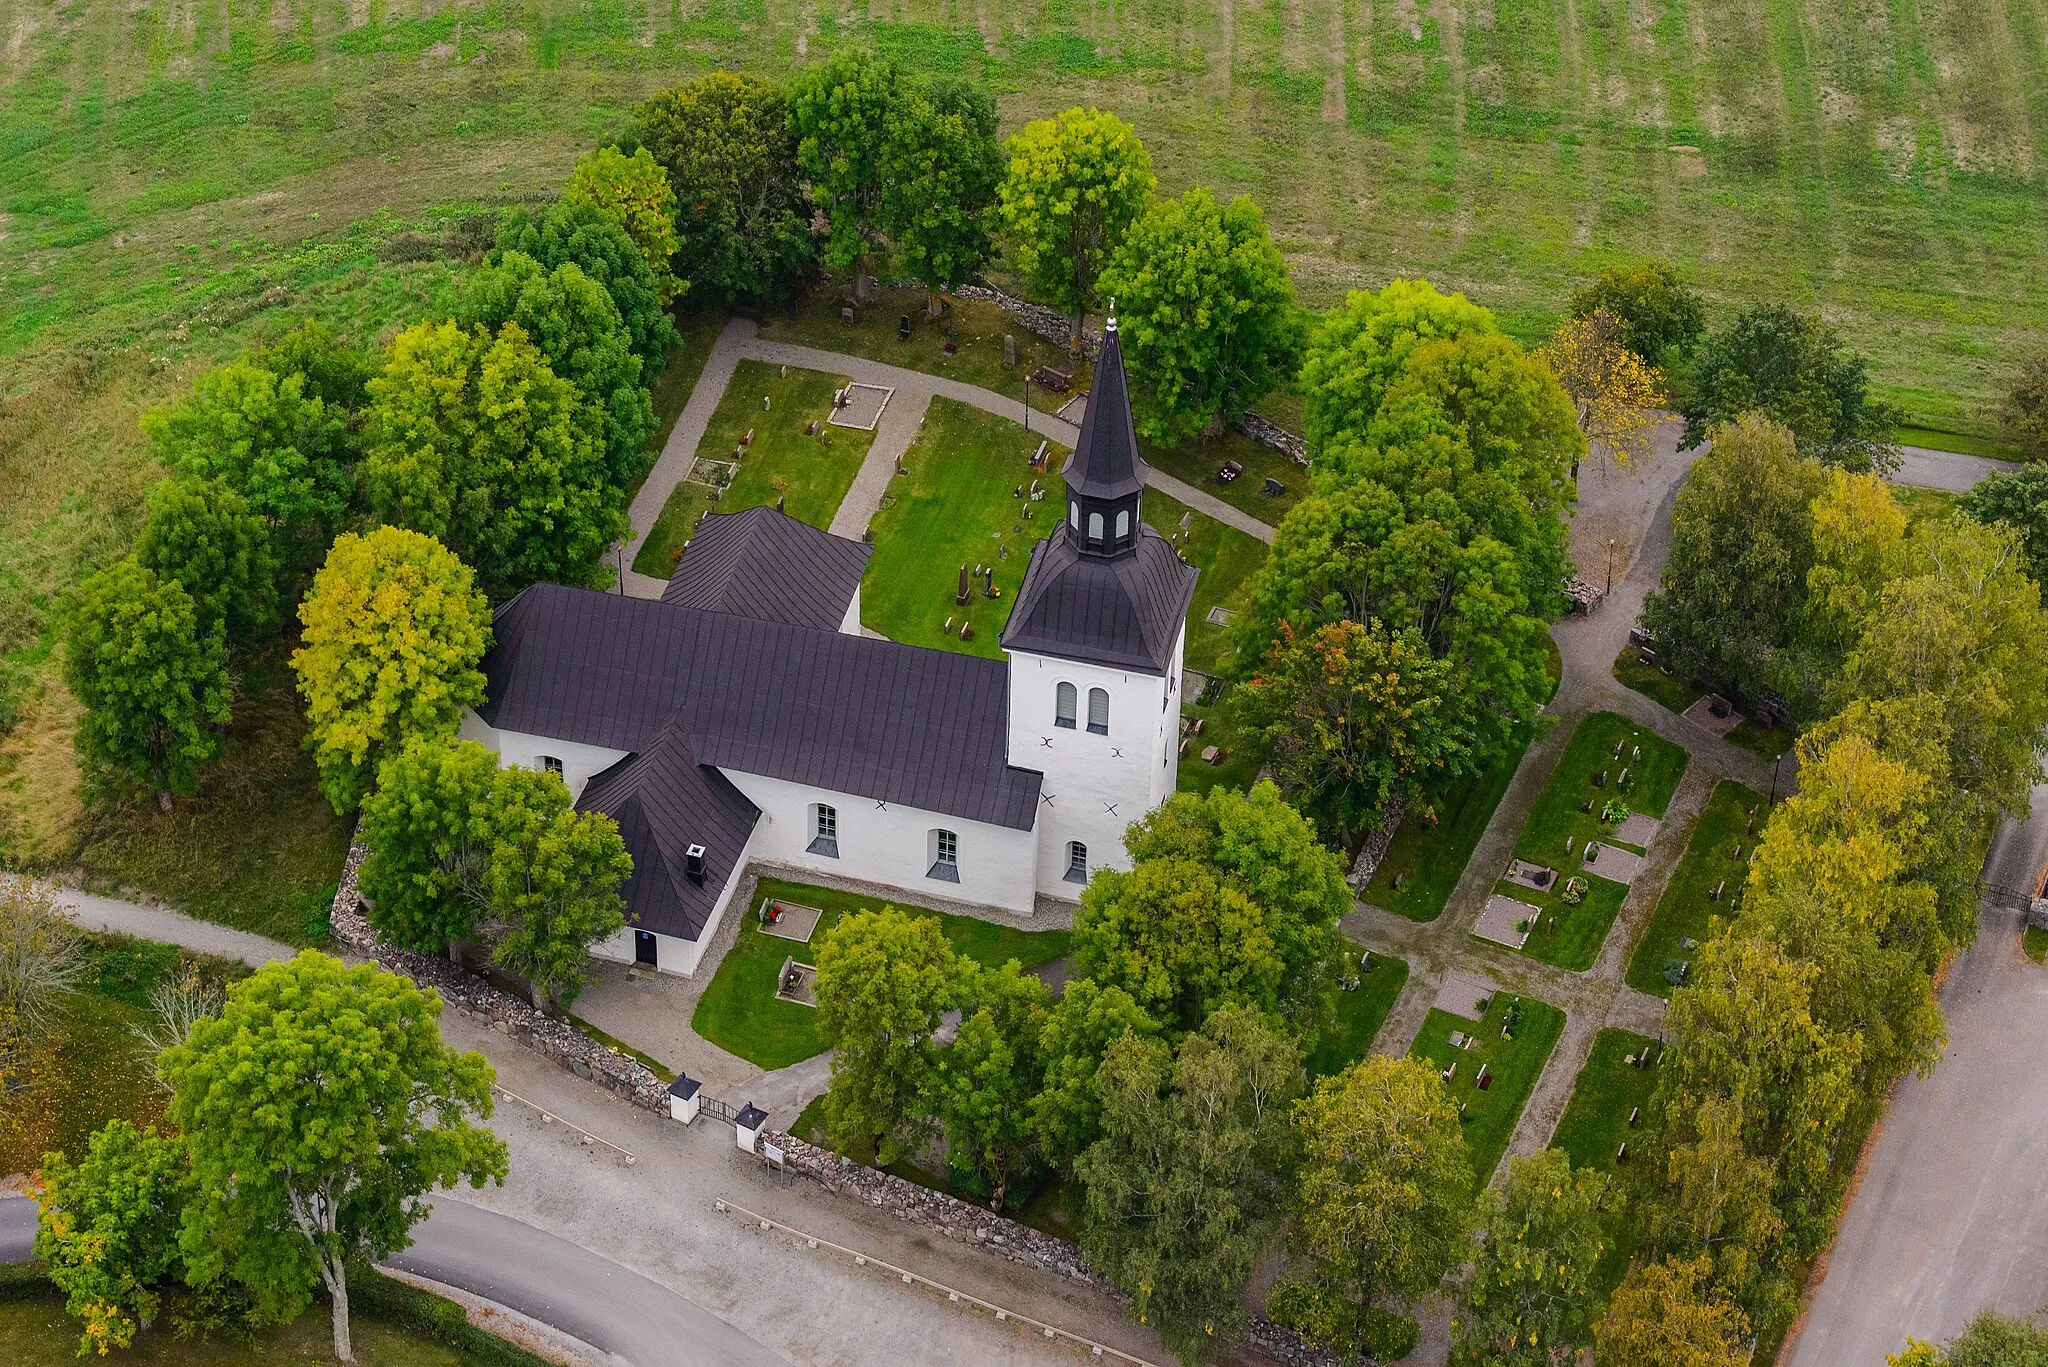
[928, 829, 959, 882]
[1087, 511, 1105, 545]
[809, 803, 839, 858]
[1065, 841, 1088, 884]
[1087, 687, 1110, 735]
[1114, 509, 1130, 546]
[1055, 681, 1078, 729]
[1069, 501, 1080, 531]
[538, 756, 564, 777]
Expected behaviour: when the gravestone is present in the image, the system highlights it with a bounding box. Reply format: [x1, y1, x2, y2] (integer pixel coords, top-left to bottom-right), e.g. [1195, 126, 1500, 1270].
[1003, 333, 1017, 367]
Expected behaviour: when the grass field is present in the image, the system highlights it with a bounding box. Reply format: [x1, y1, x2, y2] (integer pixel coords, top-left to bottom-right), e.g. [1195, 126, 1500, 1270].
[1305, 944, 1409, 1081]
[1409, 992, 1565, 1189]
[1142, 430, 1308, 524]
[1144, 487, 1268, 676]
[760, 285, 1089, 401]
[1611, 645, 1794, 758]
[690, 876, 1070, 1070]
[0, 1296, 497, 1367]
[632, 360, 872, 576]
[2028, 926, 2048, 965]
[1176, 683, 1265, 797]
[1503, 712, 1689, 970]
[1627, 780, 1762, 996]
[1362, 735, 1531, 923]
[1551, 1028, 1665, 1174]
[859, 396, 1054, 659]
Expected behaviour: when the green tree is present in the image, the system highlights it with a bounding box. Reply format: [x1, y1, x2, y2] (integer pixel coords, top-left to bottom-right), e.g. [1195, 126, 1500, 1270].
[162, 953, 507, 1364]
[457, 250, 656, 491]
[358, 738, 501, 953]
[884, 76, 1003, 317]
[1681, 304, 1903, 472]
[1595, 1258, 1750, 1367]
[35, 1120, 192, 1355]
[1892, 1309, 2048, 1367]
[1566, 260, 1706, 370]
[1077, 1005, 1304, 1363]
[1074, 782, 1351, 1033]
[493, 201, 678, 371]
[813, 908, 964, 1164]
[1240, 618, 1464, 849]
[563, 146, 684, 305]
[1299, 278, 1497, 453]
[787, 49, 899, 294]
[1452, 1148, 1611, 1367]
[362, 319, 626, 597]
[255, 318, 379, 413]
[485, 767, 631, 1014]
[61, 560, 231, 811]
[292, 527, 491, 813]
[1031, 978, 1158, 1171]
[634, 72, 814, 308]
[1099, 186, 1302, 445]
[135, 476, 280, 646]
[142, 357, 356, 568]
[1640, 413, 1825, 710]
[1269, 1054, 1469, 1363]
[930, 959, 1050, 1209]
[997, 107, 1155, 348]
[2000, 349, 2048, 462]
[1960, 467, 2048, 583]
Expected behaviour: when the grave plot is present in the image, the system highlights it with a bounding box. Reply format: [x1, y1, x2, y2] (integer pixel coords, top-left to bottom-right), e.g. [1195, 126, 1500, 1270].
[1408, 989, 1566, 1188]
[1304, 942, 1410, 1080]
[1550, 1027, 1665, 1174]
[1626, 780, 1766, 995]
[1488, 711, 1689, 971]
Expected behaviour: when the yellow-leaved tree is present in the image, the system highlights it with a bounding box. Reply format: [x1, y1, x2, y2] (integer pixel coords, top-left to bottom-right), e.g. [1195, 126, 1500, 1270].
[565, 146, 684, 305]
[1540, 306, 1665, 470]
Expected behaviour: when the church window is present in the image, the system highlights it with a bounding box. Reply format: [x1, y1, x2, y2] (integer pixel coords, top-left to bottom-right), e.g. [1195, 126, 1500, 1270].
[538, 756, 564, 777]
[808, 804, 839, 858]
[1070, 501, 1080, 531]
[1055, 682, 1078, 728]
[1088, 688, 1110, 735]
[1066, 842, 1088, 884]
[928, 829, 960, 882]
[1114, 509, 1130, 546]
[1087, 512, 1105, 545]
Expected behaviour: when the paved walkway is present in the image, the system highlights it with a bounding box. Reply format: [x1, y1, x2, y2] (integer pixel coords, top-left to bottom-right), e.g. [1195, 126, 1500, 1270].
[620, 319, 1273, 600]
[1891, 444, 2018, 493]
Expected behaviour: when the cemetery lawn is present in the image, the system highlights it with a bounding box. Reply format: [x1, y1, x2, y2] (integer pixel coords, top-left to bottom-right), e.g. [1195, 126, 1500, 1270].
[1141, 430, 1305, 525]
[1502, 712, 1689, 971]
[2025, 926, 2048, 966]
[1893, 485, 1961, 529]
[630, 313, 727, 503]
[1408, 993, 1565, 1189]
[1144, 487, 1269, 676]
[757, 285, 1091, 401]
[1612, 644, 1706, 718]
[691, 877, 1070, 1071]
[1176, 684, 1265, 797]
[1625, 781, 1762, 996]
[1551, 1028, 1666, 1174]
[1, 934, 248, 1174]
[1305, 945, 1410, 1081]
[1364, 738, 1532, 923]
[69, 654, 353, 946]
[632, 361, 872, 577]
[860, 397, 1062, 660]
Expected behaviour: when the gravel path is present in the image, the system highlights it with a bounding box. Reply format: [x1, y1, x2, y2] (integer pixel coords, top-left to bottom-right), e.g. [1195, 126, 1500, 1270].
[44, 884, 296, 968]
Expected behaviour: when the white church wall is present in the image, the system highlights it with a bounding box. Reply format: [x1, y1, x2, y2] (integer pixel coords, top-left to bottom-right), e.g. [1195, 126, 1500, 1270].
[839, 584, 862, 636]
[1005, 645, 1178, 900]
[716, 770, 1039, 915]
[459, 713, 630, 803]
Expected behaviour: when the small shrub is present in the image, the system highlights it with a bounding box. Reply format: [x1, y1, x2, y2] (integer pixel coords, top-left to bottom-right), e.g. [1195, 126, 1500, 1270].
[1560, 876, 1589, 905]
[1601, 798, 1631, 825]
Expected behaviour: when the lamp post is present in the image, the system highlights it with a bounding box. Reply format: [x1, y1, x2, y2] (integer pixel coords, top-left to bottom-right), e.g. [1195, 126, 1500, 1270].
[1606, 537, 1617, 594]
[1023, 370, 1031, 435]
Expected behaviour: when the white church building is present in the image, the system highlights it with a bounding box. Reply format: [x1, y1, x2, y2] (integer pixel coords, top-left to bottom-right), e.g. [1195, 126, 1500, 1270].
[459, 320, 1199, 975]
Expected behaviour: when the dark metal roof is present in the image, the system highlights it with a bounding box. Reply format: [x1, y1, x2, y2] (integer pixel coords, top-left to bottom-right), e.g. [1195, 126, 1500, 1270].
[661, 506, 870, 632]
[575, 722, 760, 942]
[1062, 322, 1149, 502]
[481, 585, 1043, 830]
[1000, 527, 1198, 675]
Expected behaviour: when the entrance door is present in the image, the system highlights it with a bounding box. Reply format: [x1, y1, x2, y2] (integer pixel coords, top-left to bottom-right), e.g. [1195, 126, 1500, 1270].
[634, 931, 658, 966]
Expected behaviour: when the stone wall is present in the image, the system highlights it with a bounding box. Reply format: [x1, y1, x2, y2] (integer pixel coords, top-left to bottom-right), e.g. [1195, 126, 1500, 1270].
[1345, 799, 1406, 891]
[329, 840, 671, 1113]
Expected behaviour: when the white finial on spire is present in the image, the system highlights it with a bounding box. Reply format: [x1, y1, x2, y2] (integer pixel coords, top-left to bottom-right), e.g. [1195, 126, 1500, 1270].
[1106, 297, 1117, 333]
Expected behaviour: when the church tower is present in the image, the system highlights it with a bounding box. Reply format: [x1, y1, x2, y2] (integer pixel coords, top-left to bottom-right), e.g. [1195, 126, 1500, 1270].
[1001, 314, 1200, 900]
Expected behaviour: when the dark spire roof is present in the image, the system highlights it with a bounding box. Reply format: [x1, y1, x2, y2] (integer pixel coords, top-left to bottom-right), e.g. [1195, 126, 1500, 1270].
[1061, 319, 1148, 502]
[1001, 528, 1199, 675]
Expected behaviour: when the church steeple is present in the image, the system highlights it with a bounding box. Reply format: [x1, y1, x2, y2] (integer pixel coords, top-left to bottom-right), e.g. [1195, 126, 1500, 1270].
[1062, 309, 1149, 558]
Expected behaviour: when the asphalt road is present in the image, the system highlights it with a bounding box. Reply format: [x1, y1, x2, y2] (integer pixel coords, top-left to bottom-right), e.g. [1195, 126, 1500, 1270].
[1891, 444, 2019, 493]
[1784, 782, 2048, 1363]
[0, 1195, 786, 1367]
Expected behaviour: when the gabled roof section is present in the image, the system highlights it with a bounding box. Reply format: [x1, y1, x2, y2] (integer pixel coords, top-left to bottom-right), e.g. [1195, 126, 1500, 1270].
[661, 505, 869, 632]
[480, 585, 1043, 830]
[1062, 324, 1149, 502]
[1000, 527, 1199, 675]
[576, 723, 760, 943]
